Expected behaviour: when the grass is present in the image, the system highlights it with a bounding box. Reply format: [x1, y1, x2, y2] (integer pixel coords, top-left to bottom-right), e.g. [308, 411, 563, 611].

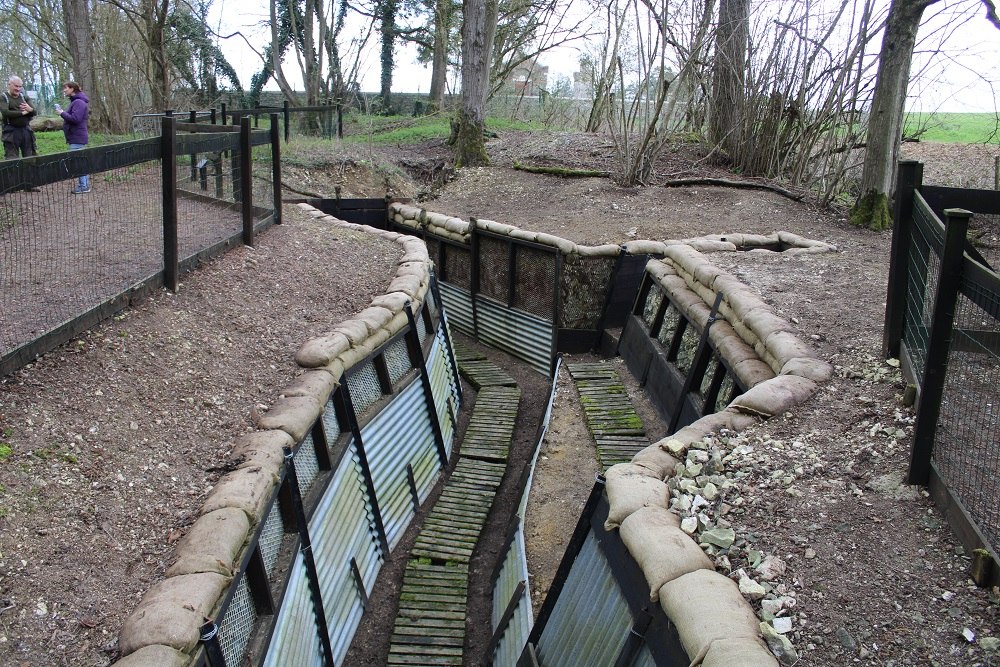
[341, 112, 542, 146]
[33, 126, 129, 156]
[904, 112, 1000, 144]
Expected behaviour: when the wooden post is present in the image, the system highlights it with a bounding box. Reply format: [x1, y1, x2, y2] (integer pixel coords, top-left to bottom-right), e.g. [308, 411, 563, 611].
[270, 113, 282, 225]
[161, 116, 179, 292]
[907, 208, 971, 485]
[883, 160, 923, 359]
[994, 155, 999, 191]
[240, 116, 254, 247]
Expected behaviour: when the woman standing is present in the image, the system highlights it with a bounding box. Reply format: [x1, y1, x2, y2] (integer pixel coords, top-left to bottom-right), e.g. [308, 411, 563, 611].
[54, 81, 89, 194]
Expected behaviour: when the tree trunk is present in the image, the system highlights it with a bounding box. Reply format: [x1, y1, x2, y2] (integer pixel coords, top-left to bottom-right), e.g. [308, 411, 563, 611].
[851, 0, 940, 230]
[708, 0, 749, 156]
[454, 0, 498, 167]
[62, 0, 107, 129]
[144, 0, 171, 111]
[379, 0, 397, 111]
[428, 0, 451, 112]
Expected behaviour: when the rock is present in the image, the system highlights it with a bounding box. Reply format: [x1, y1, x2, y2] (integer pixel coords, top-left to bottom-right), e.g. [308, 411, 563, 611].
[866, 471, 920, 501]
[663, 438, 686, 456]
[703, 482, 719, 500]
[836, 627, 857, 651]
[804, 547, 817, 559]
[700, 527, 735, 549]
[962, 628, 976, 643]
[761, 621, 799, 665]
[739, 576, 767, 600]
[980, 636, 1000, 652]
[773, 616, 794, 634]
[686, 462, 704, 476]
[681, 516, 698, 534]
[757, 555, 787, 581]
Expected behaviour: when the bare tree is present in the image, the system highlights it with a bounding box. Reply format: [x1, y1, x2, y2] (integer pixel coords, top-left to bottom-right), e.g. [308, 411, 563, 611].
[708, 0, 748, 155]
[849, 0, 940, 229]
[453, 0, 498, 166]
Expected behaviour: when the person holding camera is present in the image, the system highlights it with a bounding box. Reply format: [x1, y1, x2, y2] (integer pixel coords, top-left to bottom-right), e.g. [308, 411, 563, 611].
[54, 80, 90, 193]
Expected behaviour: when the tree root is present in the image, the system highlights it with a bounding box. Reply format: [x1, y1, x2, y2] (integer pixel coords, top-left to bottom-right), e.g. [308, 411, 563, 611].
[512, 161, 611, 178]
[660, 177, 805, 202]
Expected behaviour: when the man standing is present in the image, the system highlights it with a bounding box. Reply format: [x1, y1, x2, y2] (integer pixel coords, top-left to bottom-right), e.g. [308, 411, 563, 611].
[54, 81, 90, 193]
[1, 76, 36, 159]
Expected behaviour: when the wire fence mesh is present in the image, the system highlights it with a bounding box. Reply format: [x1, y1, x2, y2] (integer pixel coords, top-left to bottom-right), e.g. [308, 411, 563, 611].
[901, 194, 944, 383]
[0, 121, 277, 375]
[933, 272, 1000, 550]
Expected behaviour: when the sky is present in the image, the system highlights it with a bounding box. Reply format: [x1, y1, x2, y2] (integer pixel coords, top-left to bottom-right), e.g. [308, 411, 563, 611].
[208, 0, 1000, 114]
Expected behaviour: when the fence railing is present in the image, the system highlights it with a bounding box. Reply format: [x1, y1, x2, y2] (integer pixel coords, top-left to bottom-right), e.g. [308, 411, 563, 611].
[884, 159, 1000, 587]
[0, 116, 280, 378]
[131, 100, 345, 142]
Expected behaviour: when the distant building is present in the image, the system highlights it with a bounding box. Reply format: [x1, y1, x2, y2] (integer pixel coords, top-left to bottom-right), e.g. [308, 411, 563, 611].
[507, 60, 549, 96]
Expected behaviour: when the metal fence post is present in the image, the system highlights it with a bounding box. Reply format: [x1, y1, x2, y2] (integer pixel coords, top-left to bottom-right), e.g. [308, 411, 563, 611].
[240, 116, 254, 246]
[188, 110, 198, 182]
[337, 385, 391, 555]
[283, 100, 291, 142]
[883, 160, 924, 359]
[282, 448, 336, 667]
[161, 116, 179, 292]
[270, 113, 283, 225]
[405, 302, 450, 468]
[907, 208, 971, 485]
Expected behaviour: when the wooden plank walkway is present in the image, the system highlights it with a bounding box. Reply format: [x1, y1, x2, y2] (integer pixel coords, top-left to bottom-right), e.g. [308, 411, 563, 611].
[461, 386, 521, 462]
[567, 362, 649, 469]
[389, 352, 520, 665]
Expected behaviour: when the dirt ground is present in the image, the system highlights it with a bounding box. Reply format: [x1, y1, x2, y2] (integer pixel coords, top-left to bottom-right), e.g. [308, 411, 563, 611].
[0, 130, 998, 666]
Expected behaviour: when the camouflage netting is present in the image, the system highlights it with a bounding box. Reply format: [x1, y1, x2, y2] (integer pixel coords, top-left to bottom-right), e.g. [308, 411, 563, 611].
[112, 205, 435, 666]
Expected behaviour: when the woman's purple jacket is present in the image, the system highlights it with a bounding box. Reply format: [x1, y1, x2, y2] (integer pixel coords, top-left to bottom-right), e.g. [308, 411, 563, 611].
[60, 92, 89, 145]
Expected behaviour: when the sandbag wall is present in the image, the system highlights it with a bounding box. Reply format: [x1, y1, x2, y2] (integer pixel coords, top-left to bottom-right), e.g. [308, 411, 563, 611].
[389, 202, 634, 372]
[111, 206, 462, 667]
[523, 243, 834, 666]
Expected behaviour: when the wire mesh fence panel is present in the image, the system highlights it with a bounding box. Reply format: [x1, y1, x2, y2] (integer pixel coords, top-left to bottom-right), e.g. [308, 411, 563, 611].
[902, 196, 945, 382]
[442, 242, 472, 291]
[0, 156, 162, 357]
[479, 235, 510, 302]
[968, 213, 1000, 271]
[176, 131, 241, 203]
[932, 275, 1000, 550]
[512, 244, 556, 319]
[560, 255, 615, 329]
[252, 138, 276, 222]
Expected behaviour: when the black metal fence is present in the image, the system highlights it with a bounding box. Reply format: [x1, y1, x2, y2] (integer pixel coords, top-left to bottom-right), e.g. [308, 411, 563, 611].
[131, 100, 344, 142]
[0, 116, 280, 378]
[884, 160, 1000, 587]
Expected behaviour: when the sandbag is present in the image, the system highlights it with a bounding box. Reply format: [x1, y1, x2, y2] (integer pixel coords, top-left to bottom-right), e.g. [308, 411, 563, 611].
[201, 465, 279, 521]
[118, 572, 230, 654]
[295, 332, 351, 368]
[280, 369, 338, 404]
[620, 507, 712, 601]
[659, 569, 761, 665]
[631, 443, 682, 478]
[113, 644, 192, 667]
[166, 508, 250, 577]
[255, 395, 322, 442]
[729, 375, 818, 418]
[701, 637, 780, 667]
[604, 463, 669, 530]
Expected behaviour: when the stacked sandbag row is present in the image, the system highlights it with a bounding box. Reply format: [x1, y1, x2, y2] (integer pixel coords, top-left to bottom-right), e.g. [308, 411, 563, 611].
[601, 247, 832, 666]
[112, 205, 433, 667]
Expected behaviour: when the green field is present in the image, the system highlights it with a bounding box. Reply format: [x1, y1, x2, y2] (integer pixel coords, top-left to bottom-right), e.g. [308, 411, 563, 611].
[904, 112, 1000, 143]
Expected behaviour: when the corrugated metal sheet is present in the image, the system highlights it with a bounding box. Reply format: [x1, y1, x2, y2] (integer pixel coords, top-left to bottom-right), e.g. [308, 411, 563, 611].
[309, 442, 383, 664]
[262, 551, 324, 667]
[477, 296, 554, 374]
[535, 532, 632, 667]
[491, 528, 533, 667]
[440, 282, 475, 335]
[629, 644, 658, 667]
[361, 378, 441, 549]
[427, 326, 460, 456]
